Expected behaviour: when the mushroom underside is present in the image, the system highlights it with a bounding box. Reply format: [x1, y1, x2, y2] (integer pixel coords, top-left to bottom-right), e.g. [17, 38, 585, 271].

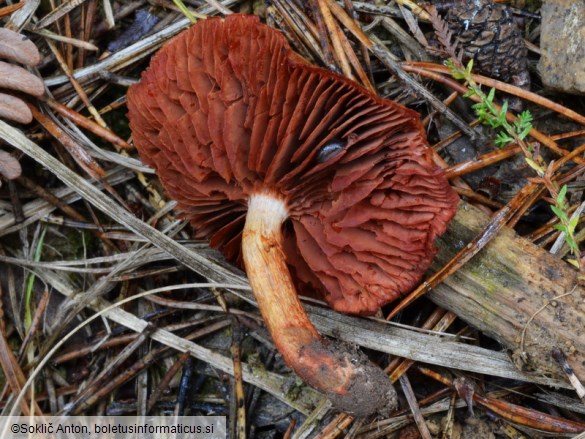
[127, 14, 459, 416]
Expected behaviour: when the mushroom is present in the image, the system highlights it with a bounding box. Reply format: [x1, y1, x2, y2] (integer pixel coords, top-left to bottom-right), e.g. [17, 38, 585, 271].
[127, 15, 459, 416]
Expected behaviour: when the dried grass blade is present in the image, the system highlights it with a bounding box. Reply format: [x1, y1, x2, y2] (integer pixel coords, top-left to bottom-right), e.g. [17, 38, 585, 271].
[65, 326, 155, 414]
[201, 0, 233, 15]
[103, 0, 115, 29]
[77, 0, 98, 68]
[552, 347, 585, 403]
[230, 321, 247, 438]
[380, 15, 430, 62]
[4, 0, 40, 31]
[343, 0, 374, 82]
[0, 169, 134, 237]
[396, 0, 430, 20]
[313, 413, 353, 439]
[17, 288, 50, 360]
[31, 28, 99, 51]
[418, 366, 585, 434]
[16, 175, 86, 222]
[147, 351, 191, 412]
[400, 375, 432, 439]
[328, 1, 374, 90]
[386, 309, 454, 383]
[34, 0, 88, 30]
[310, 0, 340, 71]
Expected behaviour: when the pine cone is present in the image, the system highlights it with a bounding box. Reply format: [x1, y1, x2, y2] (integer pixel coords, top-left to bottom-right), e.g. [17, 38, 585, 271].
[445, 0, 529, 89]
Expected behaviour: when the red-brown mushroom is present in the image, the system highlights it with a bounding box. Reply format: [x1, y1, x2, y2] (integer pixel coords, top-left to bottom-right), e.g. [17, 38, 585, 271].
[127, 15, 459, 416]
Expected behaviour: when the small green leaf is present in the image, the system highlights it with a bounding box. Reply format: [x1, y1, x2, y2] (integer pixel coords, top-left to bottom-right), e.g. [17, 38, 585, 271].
[520, 110, 533, 124]
[551, 206, 568, 222]
[446, 59, 465, 79]
[465, 59, 474, 75]
[567, 236, 579, 248]
[557, 184, 568, 205]
[554, 224, 568, 233]
[518, 125, 532, 140]
[525, 157, 544, 175]
[569, 215, 579, 231]
[515, 111, 531, 128]
[498, 101, 509, 123]
[568, 242, 580, 257]
[486, 88, 495, 104]
[567, 258, 580, 269]
[495, 132, 513, 147]
[172, 0, 197, 22]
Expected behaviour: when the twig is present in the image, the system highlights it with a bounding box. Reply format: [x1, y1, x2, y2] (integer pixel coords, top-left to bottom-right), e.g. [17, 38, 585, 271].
[45, 98, 131, 150]
[147, 351, 191, 412]
[418, 366, 585, 434]
[445, 144, 522, 179]
[230, 320, 246, 439]
[310, 0, 339, 72]
[551, 347, 585, 404]
[400, 374, 432, 439]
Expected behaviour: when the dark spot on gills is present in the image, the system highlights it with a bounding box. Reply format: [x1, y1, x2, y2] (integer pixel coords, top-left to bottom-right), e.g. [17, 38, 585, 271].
[316, 138, 345, 163]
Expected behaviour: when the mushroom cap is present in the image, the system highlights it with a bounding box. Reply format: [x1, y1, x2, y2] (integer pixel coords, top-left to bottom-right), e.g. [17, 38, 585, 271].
[127, 14, 459, 315]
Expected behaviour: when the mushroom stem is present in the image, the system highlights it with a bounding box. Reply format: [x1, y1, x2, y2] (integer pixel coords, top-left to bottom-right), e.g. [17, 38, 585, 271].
[242, 193, 397, 416]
